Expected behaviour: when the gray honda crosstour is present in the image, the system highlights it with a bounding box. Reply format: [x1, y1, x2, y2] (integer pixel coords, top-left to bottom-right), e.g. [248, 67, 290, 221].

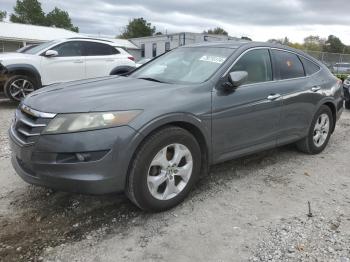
[9, 41, 344, 211]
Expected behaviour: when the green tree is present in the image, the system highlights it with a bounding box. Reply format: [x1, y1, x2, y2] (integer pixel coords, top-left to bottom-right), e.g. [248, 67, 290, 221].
[303, 35, 324, 52]
[46, 7, 79, 32]
[10, 0, 46, 25]
[0, 10, 7, 21]
[324, 35, 346, 53]
[119, 18, 155, 39]
[288, 42, 304, 50]
[283, 37, 290, 45]
[204, 27, 228, 35]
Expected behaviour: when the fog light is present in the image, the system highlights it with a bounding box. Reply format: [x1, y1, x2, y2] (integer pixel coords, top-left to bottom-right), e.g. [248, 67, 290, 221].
[76, 153, 91, 162]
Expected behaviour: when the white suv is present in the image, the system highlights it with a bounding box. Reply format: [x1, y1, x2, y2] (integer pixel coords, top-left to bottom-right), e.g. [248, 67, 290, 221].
[0, 38, 136, 101]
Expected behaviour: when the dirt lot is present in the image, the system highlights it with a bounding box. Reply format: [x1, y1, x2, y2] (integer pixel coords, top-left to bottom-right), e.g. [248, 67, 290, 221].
[0, 99, 349, 262]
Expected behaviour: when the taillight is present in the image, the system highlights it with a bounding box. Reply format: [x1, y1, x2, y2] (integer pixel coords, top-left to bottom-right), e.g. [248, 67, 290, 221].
[128, 56, 135, 61]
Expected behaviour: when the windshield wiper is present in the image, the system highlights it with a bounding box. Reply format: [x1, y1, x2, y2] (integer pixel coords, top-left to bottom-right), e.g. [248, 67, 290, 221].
[137, 77, 164, 83]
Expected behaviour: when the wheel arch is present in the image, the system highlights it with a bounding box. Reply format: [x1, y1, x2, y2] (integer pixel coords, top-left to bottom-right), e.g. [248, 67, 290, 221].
[5, 64, 42, 87]
[125, 114, 211, 188]
[319, 100, 337, 133]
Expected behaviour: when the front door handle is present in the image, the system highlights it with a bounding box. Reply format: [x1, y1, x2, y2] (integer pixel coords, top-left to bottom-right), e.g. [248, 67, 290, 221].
[267, 94, 281, 101]
[73, 60, 84, 63]
[311, 86, 321, 92]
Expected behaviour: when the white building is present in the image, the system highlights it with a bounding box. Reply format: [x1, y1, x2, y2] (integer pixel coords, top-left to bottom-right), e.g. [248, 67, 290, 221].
[0, 22, 81, 52]
[130, 32, 240, 61]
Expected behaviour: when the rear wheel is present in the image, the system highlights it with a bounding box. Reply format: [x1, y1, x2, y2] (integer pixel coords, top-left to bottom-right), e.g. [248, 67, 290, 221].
[345, 100, 350, 109]
[126, 126, 201, 212]
[4, 75, 37, 102]
[296, 105, 333, 154]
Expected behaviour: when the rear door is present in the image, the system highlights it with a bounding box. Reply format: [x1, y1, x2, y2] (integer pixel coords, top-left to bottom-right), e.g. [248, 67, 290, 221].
[270, 49, 322, 145]
[40, 41, 85, 85]
[212, 48, 283, 162]
[83, 41, 119, 78]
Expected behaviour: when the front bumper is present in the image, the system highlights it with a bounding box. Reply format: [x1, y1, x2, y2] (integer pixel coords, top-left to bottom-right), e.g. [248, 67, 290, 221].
[9, 125, 140, 194]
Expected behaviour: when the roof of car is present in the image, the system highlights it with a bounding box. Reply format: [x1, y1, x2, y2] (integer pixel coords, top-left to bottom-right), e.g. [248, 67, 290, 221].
[185, 40, 294, 49]
[184, 41, 321, 64]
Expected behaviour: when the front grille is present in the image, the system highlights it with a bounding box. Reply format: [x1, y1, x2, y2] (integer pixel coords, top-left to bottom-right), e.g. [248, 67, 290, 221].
[11, 105, 55, 146]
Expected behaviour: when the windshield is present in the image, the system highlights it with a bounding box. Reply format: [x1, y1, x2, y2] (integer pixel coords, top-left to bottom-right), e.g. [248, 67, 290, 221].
[24, 40, 60, 54]
[131, 47, 234, 84]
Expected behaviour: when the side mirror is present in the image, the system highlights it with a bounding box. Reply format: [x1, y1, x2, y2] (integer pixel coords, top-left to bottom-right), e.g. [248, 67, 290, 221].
[221, 71, 248, 91]
[44, 50, 58, 57]
[228, 71, 248, 88]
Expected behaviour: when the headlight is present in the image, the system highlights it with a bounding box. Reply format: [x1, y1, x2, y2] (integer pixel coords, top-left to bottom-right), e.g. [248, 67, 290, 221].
[43, 110, 142, 134]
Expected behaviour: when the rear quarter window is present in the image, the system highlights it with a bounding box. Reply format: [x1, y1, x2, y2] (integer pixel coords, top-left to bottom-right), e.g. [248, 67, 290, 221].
[271, 50, 305, 80]
[299, 57, 320, 76]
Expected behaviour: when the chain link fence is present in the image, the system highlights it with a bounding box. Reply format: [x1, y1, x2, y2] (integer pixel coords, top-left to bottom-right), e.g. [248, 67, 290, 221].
[305, 50, 350, 75]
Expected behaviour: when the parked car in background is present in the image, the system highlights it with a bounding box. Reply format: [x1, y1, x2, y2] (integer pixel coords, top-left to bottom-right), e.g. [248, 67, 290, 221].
[136, 58, 152, 67]
[16, 44, 39, 53]
[333, 63, 350, 74]
[0, 38, 136, 101]
[343, 76, 350, 109]
[9, 42, 343, 211]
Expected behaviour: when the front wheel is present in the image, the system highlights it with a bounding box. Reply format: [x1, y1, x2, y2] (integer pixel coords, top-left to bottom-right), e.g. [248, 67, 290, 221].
[296, 105, 333, 154]
[126, 126, 202, 212]
[4, 75, 37, 102]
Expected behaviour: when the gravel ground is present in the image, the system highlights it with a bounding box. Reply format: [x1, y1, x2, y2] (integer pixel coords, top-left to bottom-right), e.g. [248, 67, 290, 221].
[0, 98, 349, 262]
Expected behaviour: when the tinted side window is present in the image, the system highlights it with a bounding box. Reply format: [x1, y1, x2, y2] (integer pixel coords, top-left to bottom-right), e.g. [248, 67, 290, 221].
[83, 42, 114, 56]
[299, 57, 320, 75]
[272, 50, 305, 79]
[231, 49, 272, 84]
[51, 41, 83, 57]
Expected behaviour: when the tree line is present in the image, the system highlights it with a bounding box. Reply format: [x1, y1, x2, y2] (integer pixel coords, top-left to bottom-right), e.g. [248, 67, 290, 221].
[269, 35, 350, 54]
[0, 0, 78, 32]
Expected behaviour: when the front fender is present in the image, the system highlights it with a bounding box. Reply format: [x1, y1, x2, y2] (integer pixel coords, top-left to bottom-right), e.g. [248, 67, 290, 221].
[5, 63, 42, 86]
[130, 112, 212, 162]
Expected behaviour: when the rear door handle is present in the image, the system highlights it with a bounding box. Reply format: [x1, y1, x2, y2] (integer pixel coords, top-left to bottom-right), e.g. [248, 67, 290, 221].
[311, 86, 321, 92]
[73, 60, 84, 63]
[105, 59, 114, 62]
[267, 94, 281, 101]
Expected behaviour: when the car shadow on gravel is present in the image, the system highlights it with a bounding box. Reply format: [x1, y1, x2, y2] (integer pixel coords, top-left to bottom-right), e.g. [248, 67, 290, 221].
[0, 144, 298, 262]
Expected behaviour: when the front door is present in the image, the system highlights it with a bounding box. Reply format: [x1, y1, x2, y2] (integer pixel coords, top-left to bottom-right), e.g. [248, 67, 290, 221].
[212, 48, 282, 163]
[40, 41, 85, 85]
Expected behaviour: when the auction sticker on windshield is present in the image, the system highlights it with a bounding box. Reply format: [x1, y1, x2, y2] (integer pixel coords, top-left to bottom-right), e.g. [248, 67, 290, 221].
[199, 55, 226, 64]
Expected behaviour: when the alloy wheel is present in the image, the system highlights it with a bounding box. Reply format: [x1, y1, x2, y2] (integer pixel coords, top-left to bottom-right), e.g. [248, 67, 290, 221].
[313, 113, 330, 147]
[147, 143, 193, 200]
[9, 79, 34, 101]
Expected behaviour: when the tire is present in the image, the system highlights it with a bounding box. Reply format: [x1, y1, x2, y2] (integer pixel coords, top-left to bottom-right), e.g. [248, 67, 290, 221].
[4, 75, 37, 102]
[126, 126, 202, 212]
[345, 100, 350, 110]
[296, 105, 333, 154]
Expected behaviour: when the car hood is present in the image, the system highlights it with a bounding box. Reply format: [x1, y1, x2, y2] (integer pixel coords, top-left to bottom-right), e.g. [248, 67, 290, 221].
[0, 52, 35, 63]
[23, 76, 191, 113]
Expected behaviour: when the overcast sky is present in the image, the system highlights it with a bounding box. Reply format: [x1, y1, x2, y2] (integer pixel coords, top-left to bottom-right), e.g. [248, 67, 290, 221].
[2, 0, 350, 44]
